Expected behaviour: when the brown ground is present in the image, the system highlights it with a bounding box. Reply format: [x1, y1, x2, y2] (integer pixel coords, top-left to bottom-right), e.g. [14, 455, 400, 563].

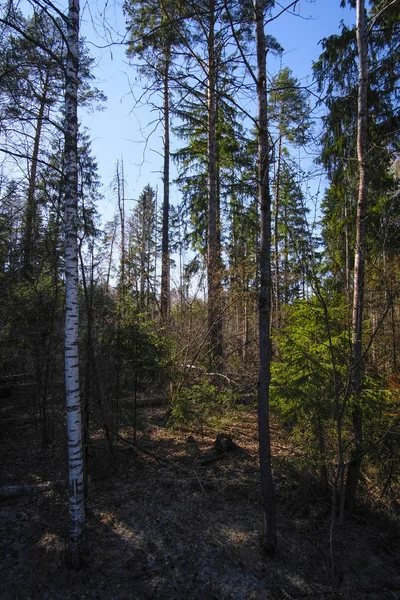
[1, 395, 400, 600]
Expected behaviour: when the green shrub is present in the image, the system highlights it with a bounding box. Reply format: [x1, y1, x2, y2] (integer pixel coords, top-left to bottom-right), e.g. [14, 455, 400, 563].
[271, 296, 349, 478]
[168, 376, 236, 432]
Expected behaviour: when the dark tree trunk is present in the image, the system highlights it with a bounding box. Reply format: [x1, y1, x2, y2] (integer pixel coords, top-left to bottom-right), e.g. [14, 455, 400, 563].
[207, 0, 223, 369]
[161, 56, 171, 323]
[273, 134, 282, 327]
[117, 160, 126, 306]
[79, 240, 95, 504]
[23, 72, 49, 275]
[254, 0, 277, 555]
[345, 0, 368, 509]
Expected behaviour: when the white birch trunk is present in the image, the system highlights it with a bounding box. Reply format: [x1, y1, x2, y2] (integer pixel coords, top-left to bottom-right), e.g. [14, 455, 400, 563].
[64, 0, 87, 567]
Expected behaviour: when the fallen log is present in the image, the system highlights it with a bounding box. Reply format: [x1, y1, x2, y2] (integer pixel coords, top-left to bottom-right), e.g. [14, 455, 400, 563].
[0, 482, 61, 499]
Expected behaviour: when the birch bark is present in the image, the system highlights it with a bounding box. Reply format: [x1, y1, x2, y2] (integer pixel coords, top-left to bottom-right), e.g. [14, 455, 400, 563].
[64, 0, 87, 567]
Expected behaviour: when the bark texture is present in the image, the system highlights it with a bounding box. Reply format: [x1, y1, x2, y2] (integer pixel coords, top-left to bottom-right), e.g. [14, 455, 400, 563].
[23, 72, 49, 275]
[273, 134, 282, 326]
[207, 0, 223, 369]
[161, 56, 171, 323]
[254, 0, 277, 554]
[346, 0, 368, 508]
[64, 0, 87, 568]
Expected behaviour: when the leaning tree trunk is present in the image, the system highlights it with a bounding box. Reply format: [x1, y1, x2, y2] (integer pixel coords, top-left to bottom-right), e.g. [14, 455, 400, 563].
[23, 72, 49, 276]
[64, 0, 87, 568]
[207, 0, 223, 370]
[254, 0, 277, 554]
[345, 0, 368, 509]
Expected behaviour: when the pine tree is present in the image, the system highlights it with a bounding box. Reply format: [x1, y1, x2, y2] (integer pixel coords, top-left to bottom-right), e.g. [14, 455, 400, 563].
[0, 6, 105, 279]
[254, 0, 277, 555]
[268, 67, 311, 323]
[124, 0, 188, 323]
[0, 10, 64, 276]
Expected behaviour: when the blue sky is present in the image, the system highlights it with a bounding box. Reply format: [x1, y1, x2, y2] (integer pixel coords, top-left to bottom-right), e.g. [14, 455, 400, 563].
[80, 0, 356, 225]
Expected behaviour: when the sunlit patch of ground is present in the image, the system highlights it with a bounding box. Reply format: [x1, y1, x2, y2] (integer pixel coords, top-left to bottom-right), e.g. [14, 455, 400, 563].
[0, 401, 399, 599]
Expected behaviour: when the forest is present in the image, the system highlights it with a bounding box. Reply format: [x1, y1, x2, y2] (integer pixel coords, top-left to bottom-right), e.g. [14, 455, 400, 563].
[0, 0, 399, 598]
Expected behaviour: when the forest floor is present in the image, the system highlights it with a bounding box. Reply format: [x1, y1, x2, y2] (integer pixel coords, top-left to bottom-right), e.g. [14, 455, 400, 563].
[1, 394, 400, 600]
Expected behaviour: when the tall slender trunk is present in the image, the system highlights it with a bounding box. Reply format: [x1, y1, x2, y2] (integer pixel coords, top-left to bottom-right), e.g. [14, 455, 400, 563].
[161, 56, 170, 323]
[78, 239, 95, 503]
[23, 72, 49, 275]
[254, 0, 277, 554]
[64, 0, 87, 567]
[152, 190, 158, 315]
[140, 196, 146, 309]
[79, 242, 115, 459]
[106, 220, 117, 292]
[117, 160, 125, 306]
[274, 134, 282, 327]
[242, 257, 249, 366]
[283, 201, 289, 304]
[115, 161, 124, 440]
[344, 192, 351, 302]
[345, 0, 368, 508]
[207, 2, 223, 369]
[391, 303, 397, 370]
[39, 188, 62, 448]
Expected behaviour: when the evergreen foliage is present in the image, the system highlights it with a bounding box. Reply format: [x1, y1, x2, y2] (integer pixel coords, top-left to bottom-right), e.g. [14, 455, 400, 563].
[169, 375, 237, 430]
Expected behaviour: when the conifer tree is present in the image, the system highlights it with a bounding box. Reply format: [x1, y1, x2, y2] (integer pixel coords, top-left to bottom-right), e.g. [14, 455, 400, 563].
[268, 67, 311, 323]
[175, 0, 255, 367]
[124, 0, 188, 323]
[127, 184, 157, 311]
[315, 0, 400, 506]
[0, 10, 64, 276]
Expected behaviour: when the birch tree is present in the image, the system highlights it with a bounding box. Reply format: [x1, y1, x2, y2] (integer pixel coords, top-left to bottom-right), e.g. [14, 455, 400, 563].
[64, 0, 87, 567]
